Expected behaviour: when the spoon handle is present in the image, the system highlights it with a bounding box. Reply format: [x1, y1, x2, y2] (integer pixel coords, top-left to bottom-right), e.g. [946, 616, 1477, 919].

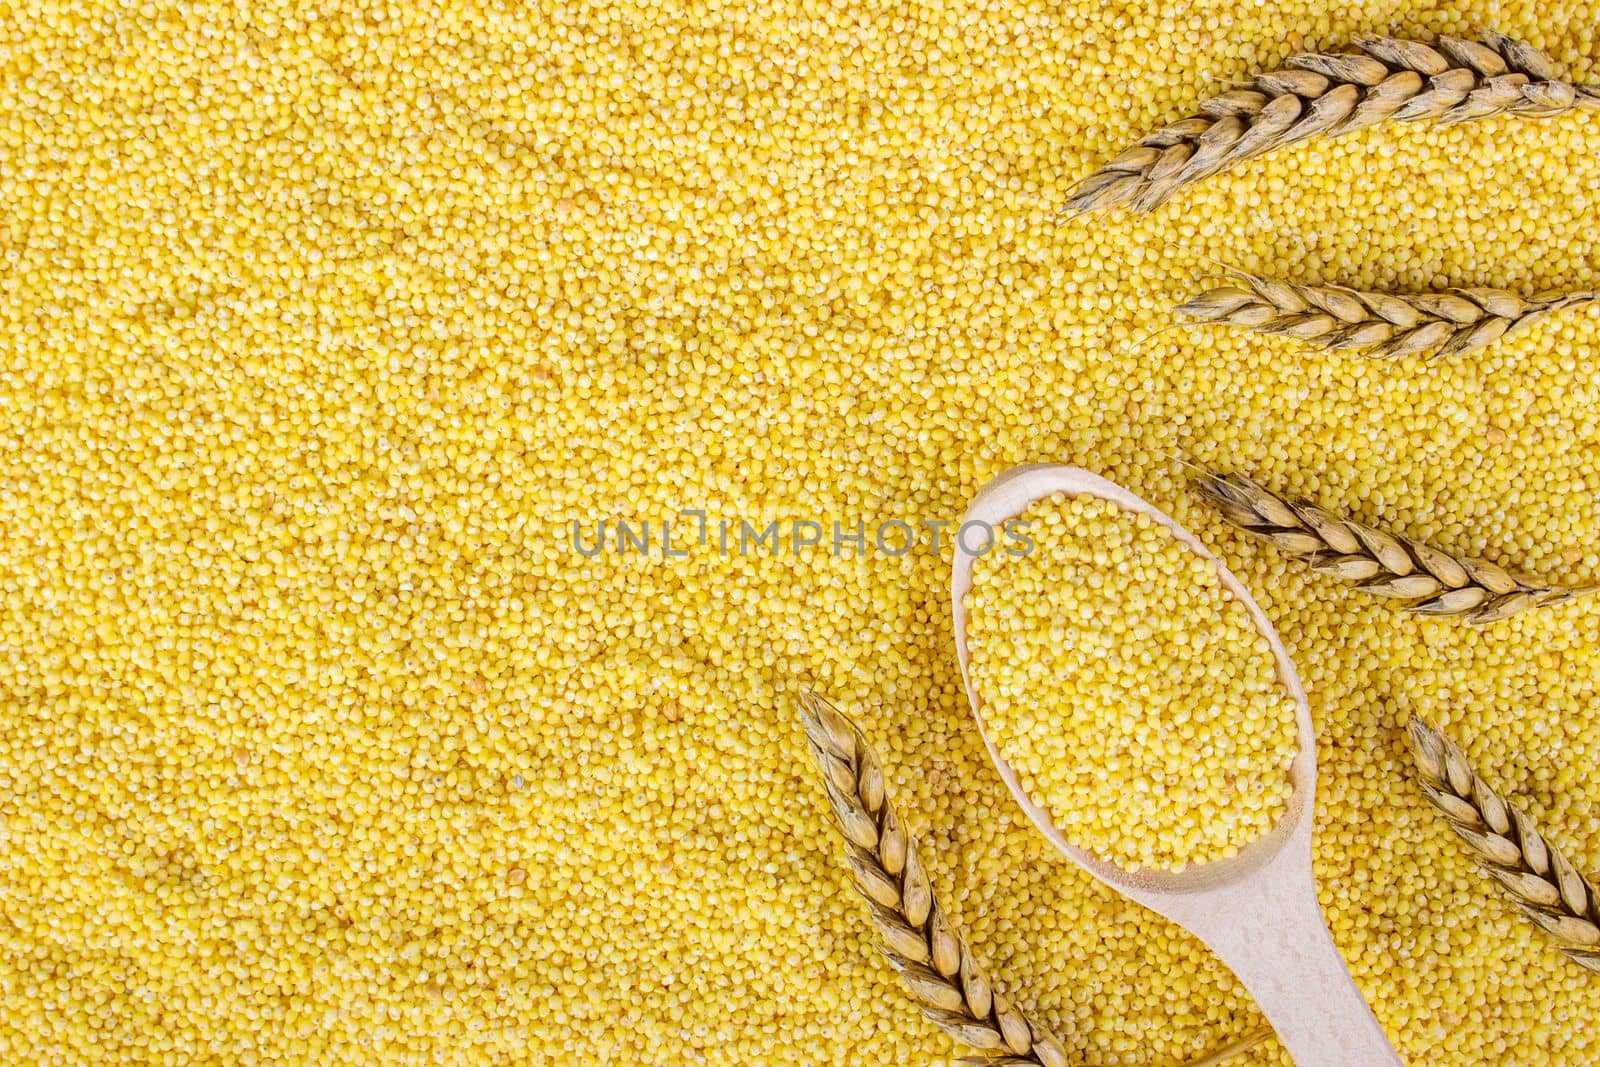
[1178, 858, 1402, 1067]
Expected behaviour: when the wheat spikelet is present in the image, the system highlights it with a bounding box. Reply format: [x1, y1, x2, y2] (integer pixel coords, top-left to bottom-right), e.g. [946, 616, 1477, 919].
[800, 691, 1271, 1066]
[1404, 717, 1600, 973]
[1176, 269, 1600, 360]
[1195, 471, 1599, 624]
[1067, 33, 1600, 214]
[800, 691, 1071, 1064]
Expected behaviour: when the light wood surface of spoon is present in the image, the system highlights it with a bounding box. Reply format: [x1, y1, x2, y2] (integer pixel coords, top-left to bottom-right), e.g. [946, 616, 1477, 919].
[951, 463, 1402, 1067]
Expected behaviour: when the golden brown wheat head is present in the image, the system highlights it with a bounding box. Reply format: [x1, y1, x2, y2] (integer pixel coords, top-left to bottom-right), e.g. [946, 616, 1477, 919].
[799, 691, 1272, 1066]
[1176, 270, 1600, 361]
[1405, 717, 1600, 973]
[1067, 33, 1600, 214]
[1195, 470, 1598, 624]
[798, 691, 1072, 1065]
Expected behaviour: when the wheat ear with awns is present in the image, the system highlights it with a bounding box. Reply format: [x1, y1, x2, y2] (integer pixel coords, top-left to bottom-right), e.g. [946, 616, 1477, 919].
[1067, 32, 1600, 214]
[1176, 270, 1600, 361]
[1405, 717, 1600, 973]
[1195, 471, 1598, 623]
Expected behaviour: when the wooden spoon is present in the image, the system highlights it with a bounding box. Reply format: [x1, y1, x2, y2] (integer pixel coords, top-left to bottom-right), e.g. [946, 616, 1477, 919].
[950, 463, 1402, 1067]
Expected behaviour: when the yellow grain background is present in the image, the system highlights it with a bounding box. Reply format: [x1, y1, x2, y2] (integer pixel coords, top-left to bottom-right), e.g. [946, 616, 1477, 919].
[2, 0, 1598, 1064]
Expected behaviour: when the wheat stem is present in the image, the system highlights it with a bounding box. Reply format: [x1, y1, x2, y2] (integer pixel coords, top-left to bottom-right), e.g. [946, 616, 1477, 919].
[1404, 717, 1600, 973]
[1195, 470, 1599, 624]
[799, 690, 1269, 1065]
[1176, 269, 1600, 361]
[1067, 33, 1600, 214]
[1177, 1028, 1275, 1067]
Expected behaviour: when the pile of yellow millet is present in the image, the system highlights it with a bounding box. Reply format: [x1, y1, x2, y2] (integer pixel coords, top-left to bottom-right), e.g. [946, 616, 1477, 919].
[2, 0, 1600, 1064]
[965, 494, 1297, 872]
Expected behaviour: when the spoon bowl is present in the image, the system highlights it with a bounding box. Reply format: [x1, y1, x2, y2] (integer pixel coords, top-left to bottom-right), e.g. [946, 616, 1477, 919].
[951, 463, 1401, 1067]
